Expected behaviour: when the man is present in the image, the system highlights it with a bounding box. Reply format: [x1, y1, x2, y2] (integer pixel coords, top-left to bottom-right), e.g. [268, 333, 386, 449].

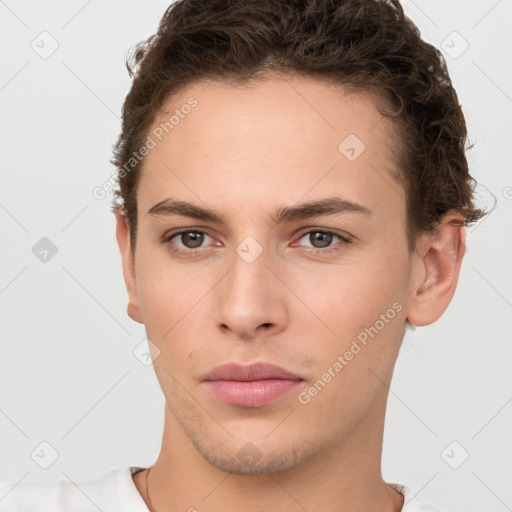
[0, 0, 486, 510]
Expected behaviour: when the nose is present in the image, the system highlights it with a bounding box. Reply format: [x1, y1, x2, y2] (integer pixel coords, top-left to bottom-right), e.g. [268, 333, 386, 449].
[213, 244, 288, 341]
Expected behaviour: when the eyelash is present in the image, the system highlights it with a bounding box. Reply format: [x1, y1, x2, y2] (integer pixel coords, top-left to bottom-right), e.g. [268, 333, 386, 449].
[163, 228, 352, 258]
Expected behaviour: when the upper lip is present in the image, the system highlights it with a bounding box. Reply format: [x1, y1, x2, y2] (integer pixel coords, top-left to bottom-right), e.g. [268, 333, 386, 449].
[203, 362, 303, 381]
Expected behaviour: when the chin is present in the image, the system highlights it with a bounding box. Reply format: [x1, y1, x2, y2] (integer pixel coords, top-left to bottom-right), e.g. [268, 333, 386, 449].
[191, 435, 319, 476]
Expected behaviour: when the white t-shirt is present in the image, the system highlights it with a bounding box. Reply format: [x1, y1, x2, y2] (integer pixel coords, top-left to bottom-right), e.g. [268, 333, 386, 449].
[0, 466, 448, 511]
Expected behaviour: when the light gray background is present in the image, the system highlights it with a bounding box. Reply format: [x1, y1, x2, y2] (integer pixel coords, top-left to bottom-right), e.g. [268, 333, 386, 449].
[1, 1, 511, 511]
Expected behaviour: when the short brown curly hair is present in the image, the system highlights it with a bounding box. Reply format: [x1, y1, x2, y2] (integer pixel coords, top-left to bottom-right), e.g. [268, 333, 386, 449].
[111, 0, 487, 254]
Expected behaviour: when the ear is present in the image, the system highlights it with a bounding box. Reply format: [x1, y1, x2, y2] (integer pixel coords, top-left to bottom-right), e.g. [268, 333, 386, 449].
[406, 212, 467, 327]
[115, 209, 143, 324]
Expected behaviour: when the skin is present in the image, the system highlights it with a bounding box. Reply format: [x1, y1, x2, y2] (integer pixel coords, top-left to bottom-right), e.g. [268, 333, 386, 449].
[116, 75, 466, 512]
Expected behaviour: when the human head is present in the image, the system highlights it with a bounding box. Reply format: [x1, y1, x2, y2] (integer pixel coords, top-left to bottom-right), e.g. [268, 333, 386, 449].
[111, 0, 486, 255]
[111, 0, 487, 478]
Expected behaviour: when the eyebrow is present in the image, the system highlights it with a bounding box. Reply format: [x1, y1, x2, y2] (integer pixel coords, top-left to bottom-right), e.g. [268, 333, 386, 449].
[146, 197, 372, 224]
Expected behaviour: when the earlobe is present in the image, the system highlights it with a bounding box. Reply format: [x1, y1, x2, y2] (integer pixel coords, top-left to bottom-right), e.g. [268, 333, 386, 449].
[406, 214, 467, 327]
[115, 209, 144, 325]
[127, 302, 143, 324]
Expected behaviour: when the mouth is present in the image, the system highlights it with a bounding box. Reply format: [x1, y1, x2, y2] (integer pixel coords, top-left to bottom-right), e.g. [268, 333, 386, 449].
[202, 362, 304, 408]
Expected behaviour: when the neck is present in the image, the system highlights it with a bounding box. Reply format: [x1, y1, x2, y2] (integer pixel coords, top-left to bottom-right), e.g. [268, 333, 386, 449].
[135, 385, 403, 512]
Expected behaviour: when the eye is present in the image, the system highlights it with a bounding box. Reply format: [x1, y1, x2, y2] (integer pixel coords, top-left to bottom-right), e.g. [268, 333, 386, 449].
[294, 229, 351, 255]
[164, 229, 217, 257]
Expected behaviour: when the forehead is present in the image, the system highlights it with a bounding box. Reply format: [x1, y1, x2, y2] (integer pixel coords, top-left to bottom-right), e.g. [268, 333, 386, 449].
[137, 75, 404, 222]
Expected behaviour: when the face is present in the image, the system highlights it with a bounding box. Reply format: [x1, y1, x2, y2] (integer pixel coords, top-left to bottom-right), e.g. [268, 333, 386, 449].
[117, 76, 439, 475]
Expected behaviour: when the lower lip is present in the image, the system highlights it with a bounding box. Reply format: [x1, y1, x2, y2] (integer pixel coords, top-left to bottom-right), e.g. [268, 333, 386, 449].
[204, 379, 303, 407]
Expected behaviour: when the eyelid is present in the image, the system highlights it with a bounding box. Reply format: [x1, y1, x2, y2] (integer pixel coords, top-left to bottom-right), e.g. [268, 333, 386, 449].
[294, 226, 353, 242]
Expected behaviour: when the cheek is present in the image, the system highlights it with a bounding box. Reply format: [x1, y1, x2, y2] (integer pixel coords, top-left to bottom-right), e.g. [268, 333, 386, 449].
[134, 253, 181, 336]
[295, 271, 406, 430]
[136, 241, 198, 314]
[298, 256, 404, 331]
[134, 252, 221, 362]
[293, 255, 408, 384]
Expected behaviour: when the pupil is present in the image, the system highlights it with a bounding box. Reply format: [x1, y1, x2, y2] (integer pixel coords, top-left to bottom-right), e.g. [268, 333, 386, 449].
[311, 232, 331, 248]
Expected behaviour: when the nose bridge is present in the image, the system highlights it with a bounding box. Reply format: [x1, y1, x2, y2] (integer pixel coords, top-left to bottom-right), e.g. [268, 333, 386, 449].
[225, 238, 272, 310]
[235, 238, 269, 290]
[213, 234, 286, 337]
